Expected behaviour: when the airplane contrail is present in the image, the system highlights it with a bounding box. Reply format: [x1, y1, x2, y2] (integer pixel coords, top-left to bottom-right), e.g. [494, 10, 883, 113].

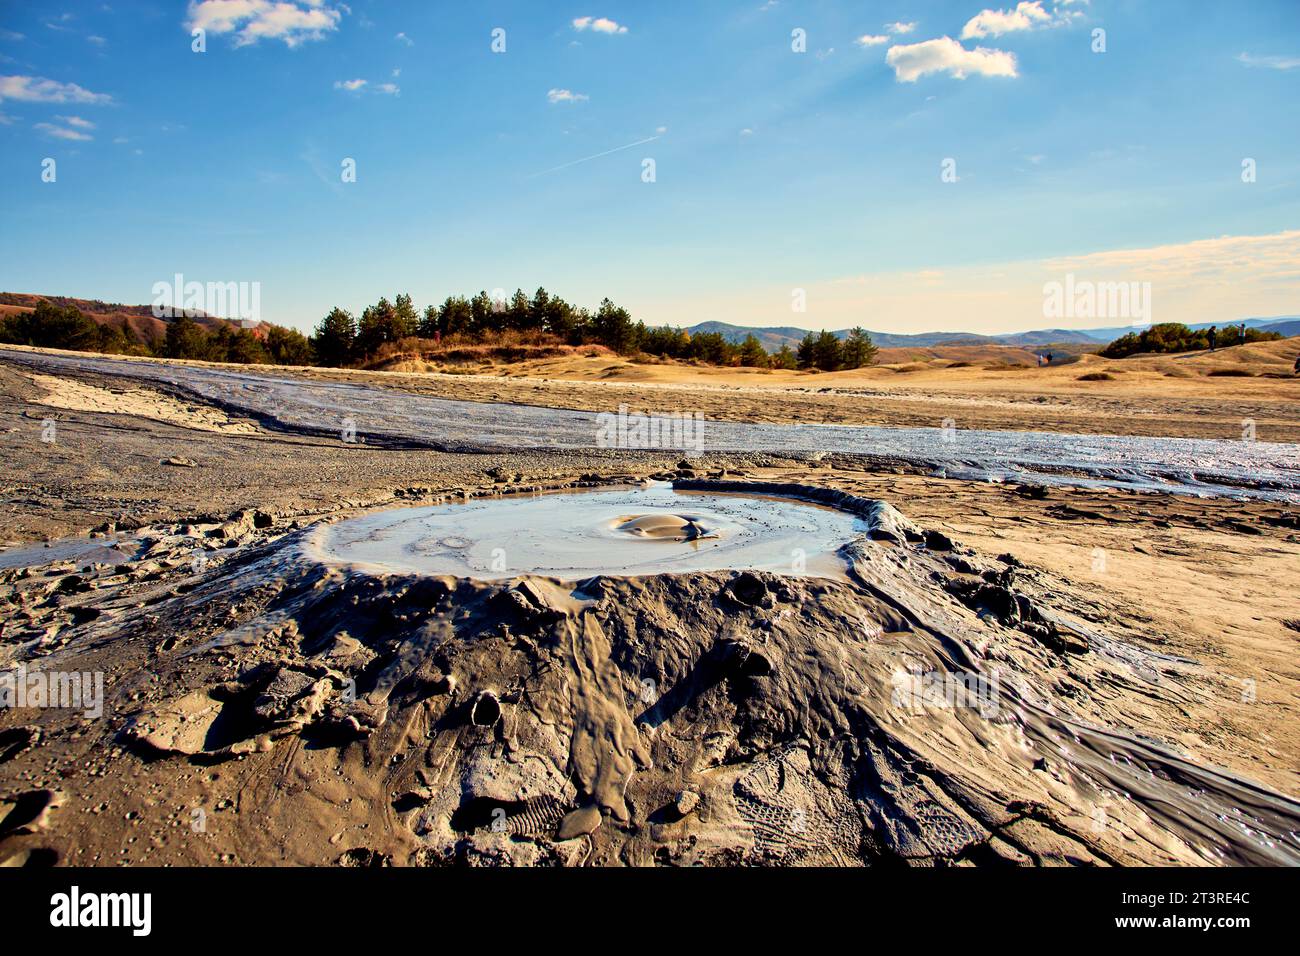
[527, 135, 661, 178]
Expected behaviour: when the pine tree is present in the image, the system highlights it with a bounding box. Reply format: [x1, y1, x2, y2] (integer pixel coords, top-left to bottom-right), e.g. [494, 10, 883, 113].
[310, 307, 357, 366]
[771, 343, 798, 369]
[738, 333, 769, 367]
[840, 327, 878, 368]
[796, 332, 817, 369]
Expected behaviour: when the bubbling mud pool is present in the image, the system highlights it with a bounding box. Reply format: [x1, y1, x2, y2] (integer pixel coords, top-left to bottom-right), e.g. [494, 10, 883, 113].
[311, 484, 866, 580]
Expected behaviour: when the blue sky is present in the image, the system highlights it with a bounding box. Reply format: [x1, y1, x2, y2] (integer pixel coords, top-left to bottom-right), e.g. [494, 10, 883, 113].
[1, 0, 1297, 335]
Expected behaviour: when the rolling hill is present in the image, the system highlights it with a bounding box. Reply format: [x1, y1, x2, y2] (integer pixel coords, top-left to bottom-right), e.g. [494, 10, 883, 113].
[0, 293, 261, 346]
[685, 317, 1299, 352]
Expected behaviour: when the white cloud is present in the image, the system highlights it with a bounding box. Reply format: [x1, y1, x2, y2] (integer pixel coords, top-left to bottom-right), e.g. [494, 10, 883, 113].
[57, 114, 94, 129]
[395, 31, 413, 46]
[856, 34, 889, 47]
[886, 37, 1018, 82]
[961, 2, 1058, 40]
[185, 1, 344, 48]
[572, 16, 628, 35]
[334, 77, 398, 95]
[35, 120, 92, 141]
[1238, 51, 1300, 71]
[87, 35, 106, 46]
[886, 21, 916, 34]
[0, 74, 112, 104]
[547, 88, 589, 104]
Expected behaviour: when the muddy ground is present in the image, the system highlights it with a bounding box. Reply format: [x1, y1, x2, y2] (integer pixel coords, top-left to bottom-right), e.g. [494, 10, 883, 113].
[1, 359, 1298, 867]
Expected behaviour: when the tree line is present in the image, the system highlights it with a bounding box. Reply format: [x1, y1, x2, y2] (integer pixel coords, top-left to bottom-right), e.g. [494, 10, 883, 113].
[0, 290, 880, 372]
[0, 299, 313, 365]
[310, 287, 878, 370]
[1101, 322, 1281, 358]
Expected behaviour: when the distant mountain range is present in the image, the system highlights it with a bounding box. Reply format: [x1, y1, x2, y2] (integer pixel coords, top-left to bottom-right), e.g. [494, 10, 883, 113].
[685, 317, 1300, 352]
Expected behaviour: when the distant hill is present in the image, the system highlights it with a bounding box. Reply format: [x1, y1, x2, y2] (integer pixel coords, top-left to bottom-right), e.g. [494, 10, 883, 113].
[686, 320, 1105, 351]
[0, 292, 264, 345]
[685, 317, 1300, 351]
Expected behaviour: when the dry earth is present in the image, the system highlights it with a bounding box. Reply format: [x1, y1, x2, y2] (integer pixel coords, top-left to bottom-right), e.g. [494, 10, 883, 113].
[0, 351, 1297, 867]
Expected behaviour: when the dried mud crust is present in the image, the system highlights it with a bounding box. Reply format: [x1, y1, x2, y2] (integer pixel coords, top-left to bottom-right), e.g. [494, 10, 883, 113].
[2, 480, 1298, 867]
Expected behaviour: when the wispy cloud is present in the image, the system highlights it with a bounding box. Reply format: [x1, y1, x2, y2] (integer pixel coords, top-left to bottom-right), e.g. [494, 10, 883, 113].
[185, 0, 344, 48]
[528, 134, 660, 177]
[0, 74, 112, 104]
[1237, 51, 1300, 71]
[57, 114, 94, 129]
[886, 37, 1018, 82]
[395, 31, 413, 47]
[856, 34, 889, 47]
[886, 21, 916, 35]
[36, 120, 92, 140]
[333, 78, 399, 95]
[572, 16, 628, 35]
[547, 88, 589, 104]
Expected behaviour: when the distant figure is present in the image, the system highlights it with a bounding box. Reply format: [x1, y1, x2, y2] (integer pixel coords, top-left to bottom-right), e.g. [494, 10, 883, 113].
[1045, 351, 1054, 365]
[1240, 323, 1247, 345]
[1036, 353, 1044, 367]
[1207, 326, 1217, 351]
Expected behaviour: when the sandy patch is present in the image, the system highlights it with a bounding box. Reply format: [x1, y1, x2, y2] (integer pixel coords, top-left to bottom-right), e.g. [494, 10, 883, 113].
[25, 372, 262, 435]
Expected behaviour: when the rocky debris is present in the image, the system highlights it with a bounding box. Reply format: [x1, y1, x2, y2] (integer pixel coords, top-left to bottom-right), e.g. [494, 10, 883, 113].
[161, 456, 197, 468]
[335, 848, 392, 867]
[317, 695, 388, 740]
[251, 665, 333, 733]
[675, 790, 700, 817]
[923, 529, 955, 551]
[311, 631, 376, 670]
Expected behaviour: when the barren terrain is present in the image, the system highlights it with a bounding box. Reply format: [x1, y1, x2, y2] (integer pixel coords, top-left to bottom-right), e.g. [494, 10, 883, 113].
[1, 347, 1297, 867]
